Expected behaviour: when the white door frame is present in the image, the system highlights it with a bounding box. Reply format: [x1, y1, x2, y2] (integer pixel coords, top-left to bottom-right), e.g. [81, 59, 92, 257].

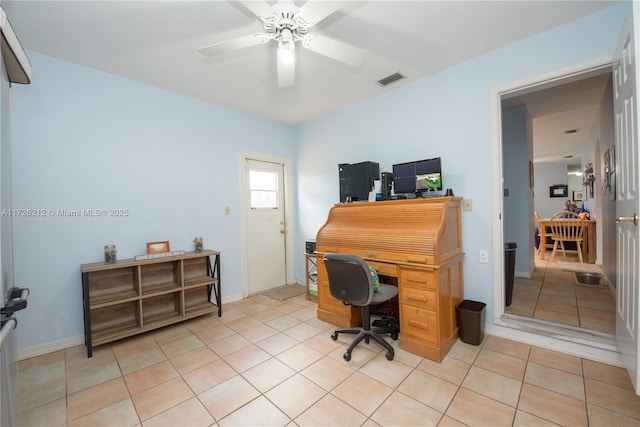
[240, 151, 294, 298]
[488, 56, 626, 365]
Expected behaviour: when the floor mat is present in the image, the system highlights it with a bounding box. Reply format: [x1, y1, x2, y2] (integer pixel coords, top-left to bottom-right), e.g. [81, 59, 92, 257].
[557, 261, 602, 274]
[260, 284, 306, 301]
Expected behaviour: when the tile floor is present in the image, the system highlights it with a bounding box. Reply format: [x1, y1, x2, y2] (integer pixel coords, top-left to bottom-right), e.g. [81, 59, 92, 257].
[16, 292, 640, 426]
[506, 256, 616, 334]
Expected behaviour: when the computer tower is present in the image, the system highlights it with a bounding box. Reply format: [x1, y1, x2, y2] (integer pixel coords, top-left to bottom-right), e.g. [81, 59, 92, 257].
[381, 172, 393, 197]
[338, 161, 380, 202]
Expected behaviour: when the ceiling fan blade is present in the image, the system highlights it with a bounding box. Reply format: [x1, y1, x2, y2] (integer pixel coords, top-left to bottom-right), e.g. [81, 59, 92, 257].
[298, 1, 341, 25]
[238, 1, 274, 20]
[302, 34, 366, 67]
[198, 34, 268, 57]
[277, 45, 295, 88]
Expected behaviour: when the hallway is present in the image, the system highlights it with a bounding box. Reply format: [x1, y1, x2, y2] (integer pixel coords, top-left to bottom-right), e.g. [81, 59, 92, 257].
[506, 256, 615, 334]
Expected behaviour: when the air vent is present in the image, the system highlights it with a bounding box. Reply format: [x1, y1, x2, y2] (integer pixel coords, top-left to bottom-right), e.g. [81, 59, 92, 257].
[564, 129, 578, 134]
[377, 72, 405, 87]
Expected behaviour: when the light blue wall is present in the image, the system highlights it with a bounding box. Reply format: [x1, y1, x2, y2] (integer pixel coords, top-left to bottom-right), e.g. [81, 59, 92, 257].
[11, 52, 295, 351]
[295, 3, 630, 322]
[502, 105, 533, 278]
[534, 164, 572, 218]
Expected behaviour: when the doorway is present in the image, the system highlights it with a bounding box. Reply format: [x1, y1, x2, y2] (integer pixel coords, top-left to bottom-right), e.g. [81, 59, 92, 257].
[491, 57, 619, 348]
[241, 153, 294, 297]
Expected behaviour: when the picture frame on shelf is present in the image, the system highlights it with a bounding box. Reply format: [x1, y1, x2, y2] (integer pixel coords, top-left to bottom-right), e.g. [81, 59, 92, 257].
[146, 241, 170, 254]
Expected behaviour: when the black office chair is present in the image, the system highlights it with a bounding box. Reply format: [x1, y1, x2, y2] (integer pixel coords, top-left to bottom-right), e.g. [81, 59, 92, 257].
[323, 253, 399, 361]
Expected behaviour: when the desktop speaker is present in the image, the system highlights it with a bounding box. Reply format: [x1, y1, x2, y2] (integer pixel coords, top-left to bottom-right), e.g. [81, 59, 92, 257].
[381, 172, 393, 197]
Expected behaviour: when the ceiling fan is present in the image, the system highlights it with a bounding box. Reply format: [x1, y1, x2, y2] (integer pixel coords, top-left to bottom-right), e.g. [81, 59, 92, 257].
[198, 0, 367, 88]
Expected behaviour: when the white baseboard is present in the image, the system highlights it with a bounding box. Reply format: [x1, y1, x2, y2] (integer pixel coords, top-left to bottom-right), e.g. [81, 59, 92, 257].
[17, 335, 85, 361]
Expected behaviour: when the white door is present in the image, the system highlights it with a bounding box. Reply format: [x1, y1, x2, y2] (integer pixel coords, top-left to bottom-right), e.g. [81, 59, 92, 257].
[246, 159, 287, 295]
[613, 10, 640, 394]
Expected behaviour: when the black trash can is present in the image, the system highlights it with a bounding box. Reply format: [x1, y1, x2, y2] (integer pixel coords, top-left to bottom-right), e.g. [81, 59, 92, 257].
[456, 300, 486, 345]
[504, 242, 517, 306]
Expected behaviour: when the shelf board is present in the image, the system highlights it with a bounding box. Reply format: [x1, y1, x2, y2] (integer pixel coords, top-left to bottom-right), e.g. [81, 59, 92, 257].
[90, 290, 139, 309]
[185, 303, 218, 318]
[92, 323, 141, 345]
[81, 249, 220, 272]
[143, 312, 182, 330]
[184, 276, 216, 290]
[141, 282, 180, 297]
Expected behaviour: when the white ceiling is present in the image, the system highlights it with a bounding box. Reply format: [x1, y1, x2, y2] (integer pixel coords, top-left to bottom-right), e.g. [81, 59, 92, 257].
[4, 0, 618, 129]
[504, 71, 612, 166]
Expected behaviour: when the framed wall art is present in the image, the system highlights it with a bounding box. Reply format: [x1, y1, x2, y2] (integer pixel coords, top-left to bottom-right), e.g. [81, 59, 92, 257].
[549, 184, 568, 198]
[573, 190, 583, 201]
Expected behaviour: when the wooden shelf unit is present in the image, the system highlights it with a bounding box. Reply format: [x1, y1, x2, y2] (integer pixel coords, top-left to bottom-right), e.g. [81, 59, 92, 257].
[304, 252, 318, 302]
[81, 250, 221, 357]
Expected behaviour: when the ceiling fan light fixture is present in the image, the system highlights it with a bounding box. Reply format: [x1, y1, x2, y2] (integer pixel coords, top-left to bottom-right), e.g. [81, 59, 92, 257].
[277, 27, 295, 65]
[278, 40, 295, 65]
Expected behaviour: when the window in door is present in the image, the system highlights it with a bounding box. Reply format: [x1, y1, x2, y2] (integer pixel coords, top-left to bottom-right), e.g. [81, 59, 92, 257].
[249, 169, 278, 209]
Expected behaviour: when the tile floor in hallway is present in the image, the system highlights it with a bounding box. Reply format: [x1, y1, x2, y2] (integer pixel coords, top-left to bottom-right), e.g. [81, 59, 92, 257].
[16, 291, 640, 427]
[506, 255, 615, 334]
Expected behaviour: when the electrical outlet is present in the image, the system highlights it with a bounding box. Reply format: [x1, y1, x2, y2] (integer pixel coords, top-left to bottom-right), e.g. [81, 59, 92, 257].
[463, 199, 473, 211]
[479, 250, 489, 264]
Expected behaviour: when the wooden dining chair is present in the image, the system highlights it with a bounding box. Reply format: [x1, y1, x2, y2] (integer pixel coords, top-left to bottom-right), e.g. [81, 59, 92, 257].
[549, 211, 585, 263]
[535, 211, 554, 256]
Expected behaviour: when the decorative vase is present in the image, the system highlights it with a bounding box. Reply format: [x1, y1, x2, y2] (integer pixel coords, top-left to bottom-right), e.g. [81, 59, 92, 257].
[104, 245, 117, 263]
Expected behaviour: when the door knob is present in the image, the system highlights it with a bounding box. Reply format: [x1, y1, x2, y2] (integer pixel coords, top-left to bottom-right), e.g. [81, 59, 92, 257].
[616, 213, 638, 225]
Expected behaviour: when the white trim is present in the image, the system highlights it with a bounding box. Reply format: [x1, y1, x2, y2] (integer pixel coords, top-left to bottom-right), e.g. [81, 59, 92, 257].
[17, 335, 84, 361]
[490, 56, 617, 350]
[0, 6, 31, 84]
[239, 151, 294, 299]
[486, 322, 623, 367]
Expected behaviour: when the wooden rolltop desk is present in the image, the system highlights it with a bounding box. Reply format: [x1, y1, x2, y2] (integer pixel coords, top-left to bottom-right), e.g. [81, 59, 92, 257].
[315, 197, 464, 362]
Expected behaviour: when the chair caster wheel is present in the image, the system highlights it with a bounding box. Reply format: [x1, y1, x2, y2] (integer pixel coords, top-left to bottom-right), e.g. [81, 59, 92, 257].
[331, 332, 338, 341]
[343, 352, 351, 361]
[386, 351, 394, 361]
[391, 333, 398, 340]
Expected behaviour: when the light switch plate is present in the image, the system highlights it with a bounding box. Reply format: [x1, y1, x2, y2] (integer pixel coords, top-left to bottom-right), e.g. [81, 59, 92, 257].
[463, 199, 473, 211]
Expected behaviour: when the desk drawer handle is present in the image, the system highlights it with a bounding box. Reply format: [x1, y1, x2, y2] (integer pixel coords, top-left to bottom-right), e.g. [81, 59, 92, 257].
[407, 293, 428, 302]
[408, 320, 429, 330]
[406, 278, 427, 285]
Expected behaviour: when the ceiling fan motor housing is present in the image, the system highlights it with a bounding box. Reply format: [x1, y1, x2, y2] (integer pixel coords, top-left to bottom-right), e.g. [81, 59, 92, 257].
[263, 1, 309, 43]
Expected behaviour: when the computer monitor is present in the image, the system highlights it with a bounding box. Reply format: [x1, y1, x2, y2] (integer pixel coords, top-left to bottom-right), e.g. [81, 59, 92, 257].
[391, 161, 417, 194]
[392, 157, 442, 195]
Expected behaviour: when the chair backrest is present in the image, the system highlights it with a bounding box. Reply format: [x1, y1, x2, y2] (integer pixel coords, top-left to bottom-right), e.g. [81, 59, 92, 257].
[323, 253, 373, 307]
[550, 211, 580, 220]
[549, 212, 585, 242]
[534, 211, 541, 222]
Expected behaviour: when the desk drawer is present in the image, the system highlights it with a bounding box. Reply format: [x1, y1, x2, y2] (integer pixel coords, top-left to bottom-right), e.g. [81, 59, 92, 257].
[317, 282, 351, 315]
[366, 261, 397, 278]
[399, 287, 436, 310]
[400, 305, 438, 344]
[399, 267, 435, 289]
